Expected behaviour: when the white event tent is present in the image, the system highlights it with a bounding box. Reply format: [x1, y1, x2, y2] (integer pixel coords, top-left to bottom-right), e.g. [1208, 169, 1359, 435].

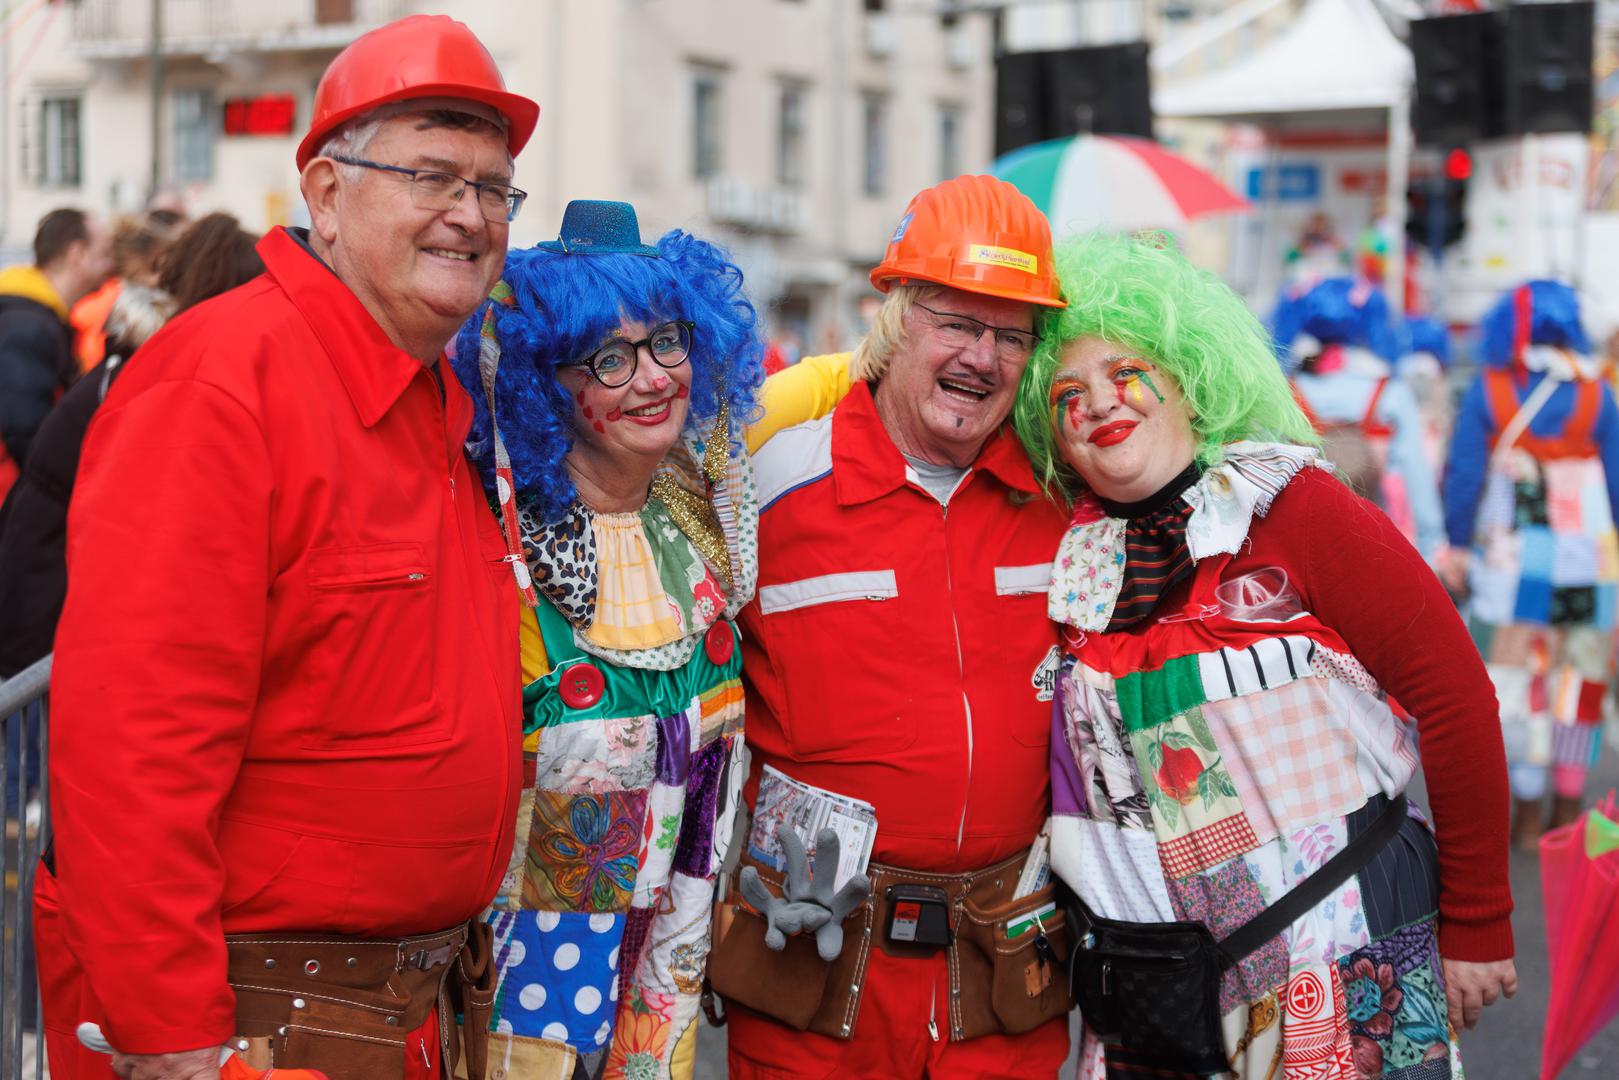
[1152, 0, 1416, 312]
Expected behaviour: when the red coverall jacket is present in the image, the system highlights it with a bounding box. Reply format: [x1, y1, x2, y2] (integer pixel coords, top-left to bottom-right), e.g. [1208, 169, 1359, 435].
[740, 381, 1067, 873]
[42, 227, 521, 1056]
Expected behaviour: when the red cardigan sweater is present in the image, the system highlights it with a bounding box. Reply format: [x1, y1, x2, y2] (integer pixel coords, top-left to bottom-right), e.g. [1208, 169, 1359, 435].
[1147, 466, 1514, 961]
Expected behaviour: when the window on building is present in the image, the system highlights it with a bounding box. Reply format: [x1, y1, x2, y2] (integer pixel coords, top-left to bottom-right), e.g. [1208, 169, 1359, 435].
[172, 88, 216, 182]
[861, 92, 887, 197]
[778, 83, 807, 188]
[39, 96, 82, 188]
[938, 104, 962, 182]
[315, 0, 355, 24]
[692, 69, 724, 180]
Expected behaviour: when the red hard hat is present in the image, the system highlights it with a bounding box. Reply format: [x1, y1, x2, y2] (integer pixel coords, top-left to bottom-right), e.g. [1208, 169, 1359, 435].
[296, 15, 540, 170]
[871, 174, 1065, 309]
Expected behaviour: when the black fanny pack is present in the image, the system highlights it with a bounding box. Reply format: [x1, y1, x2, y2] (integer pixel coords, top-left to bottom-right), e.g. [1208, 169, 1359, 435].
[1065, 793, 1408, 1075]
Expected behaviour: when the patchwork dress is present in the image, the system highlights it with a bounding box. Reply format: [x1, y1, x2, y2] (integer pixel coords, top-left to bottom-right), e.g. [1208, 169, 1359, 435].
[1049, 444, 1462, 1080]
[480, 433, 757, 1080]
[1457, 369, 1619, 802]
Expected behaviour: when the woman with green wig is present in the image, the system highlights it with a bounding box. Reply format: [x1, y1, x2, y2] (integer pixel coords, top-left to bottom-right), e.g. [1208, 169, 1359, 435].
[1016, 232, 1516, 1077]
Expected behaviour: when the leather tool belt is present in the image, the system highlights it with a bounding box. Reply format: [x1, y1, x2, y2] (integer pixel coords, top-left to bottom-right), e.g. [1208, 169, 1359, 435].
[224, 920, 497, 1080]
[709, 847, 1071, 1042]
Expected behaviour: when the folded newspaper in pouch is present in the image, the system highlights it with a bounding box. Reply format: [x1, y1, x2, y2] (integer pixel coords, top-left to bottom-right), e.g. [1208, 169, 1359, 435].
[746, 764, 877, 892]
[1012, 823, 1050, 900]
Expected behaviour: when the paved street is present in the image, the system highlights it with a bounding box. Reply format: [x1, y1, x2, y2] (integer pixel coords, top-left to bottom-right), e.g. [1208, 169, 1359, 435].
[695, 753, 1619, 1079]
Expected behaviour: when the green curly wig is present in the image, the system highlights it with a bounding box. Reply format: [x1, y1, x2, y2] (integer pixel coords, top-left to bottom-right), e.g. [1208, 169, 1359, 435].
[1012, 231, 1319, 504]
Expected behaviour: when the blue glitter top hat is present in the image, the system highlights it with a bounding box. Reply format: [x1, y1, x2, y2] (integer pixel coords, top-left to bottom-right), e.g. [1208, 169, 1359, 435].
[536, 199, 660, 257]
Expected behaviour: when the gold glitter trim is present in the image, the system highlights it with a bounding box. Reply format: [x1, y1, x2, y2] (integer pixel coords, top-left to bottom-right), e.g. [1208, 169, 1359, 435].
[650, 473, 733, 591]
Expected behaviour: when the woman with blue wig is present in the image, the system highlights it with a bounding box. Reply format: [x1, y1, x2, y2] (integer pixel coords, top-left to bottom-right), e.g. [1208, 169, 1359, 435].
[1442, 279, 1619, 848]
[449, 200, 780, 1078]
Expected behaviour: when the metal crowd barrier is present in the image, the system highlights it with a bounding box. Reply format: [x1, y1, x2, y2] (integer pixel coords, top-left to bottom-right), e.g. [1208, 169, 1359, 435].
[1, 654, 50, 1080]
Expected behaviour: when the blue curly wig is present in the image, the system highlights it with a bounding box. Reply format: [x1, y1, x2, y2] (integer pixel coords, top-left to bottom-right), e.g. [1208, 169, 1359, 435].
[1269, 276, 1400, 364]
[1477, 279, 1591, 369]
[1402, 314, 1451, 365]
[450, 229, 766, 524]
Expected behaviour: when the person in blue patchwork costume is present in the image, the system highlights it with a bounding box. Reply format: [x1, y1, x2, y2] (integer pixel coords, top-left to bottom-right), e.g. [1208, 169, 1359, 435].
[1442, 279, 1619, 850]
[1272, 277, 1446, 561]
[450, 200, 765, 1079]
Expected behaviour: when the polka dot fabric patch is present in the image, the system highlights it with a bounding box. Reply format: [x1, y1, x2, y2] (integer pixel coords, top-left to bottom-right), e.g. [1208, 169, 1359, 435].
[489, 908, 625, 1050]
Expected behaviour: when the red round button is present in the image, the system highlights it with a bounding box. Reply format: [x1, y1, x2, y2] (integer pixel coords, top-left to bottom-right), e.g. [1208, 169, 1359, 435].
[557, 662, 605, 709]
[704, 621, 735, 665]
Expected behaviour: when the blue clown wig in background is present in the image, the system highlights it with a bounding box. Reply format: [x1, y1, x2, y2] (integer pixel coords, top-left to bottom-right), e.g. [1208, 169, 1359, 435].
[1476, 279, 1592, 369]
[451, 222, 765, 525]
[1403, 314, 1451, 366]
[1270, 276, 1401, 365]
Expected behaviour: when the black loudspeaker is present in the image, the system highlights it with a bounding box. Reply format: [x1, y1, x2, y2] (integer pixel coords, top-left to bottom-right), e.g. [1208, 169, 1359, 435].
[1500, 1, 1593, 135]
[995, 52, 1047, 158]
[993, 43, 1153, 157]
[1412, 13, 1499, 145]
[1045, 43, 1154, 142]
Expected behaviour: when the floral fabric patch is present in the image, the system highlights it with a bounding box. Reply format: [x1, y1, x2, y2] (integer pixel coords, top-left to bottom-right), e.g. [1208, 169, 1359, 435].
[1048, 512, 1126, 632]
[604, 985, 676, 1079]
[524, 788, 647, 912]
[1166, 856, 1288, 1013]
[1336, 921, 1452, 1078]
[1129, 707, 1247, 851]
[631, 781, 687, 909]
[530, 714, 656, 794]
[1060, 661, 1152, 831]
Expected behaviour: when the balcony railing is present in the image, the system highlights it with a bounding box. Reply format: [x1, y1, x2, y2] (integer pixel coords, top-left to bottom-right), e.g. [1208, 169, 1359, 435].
[71, 0, 410, 60]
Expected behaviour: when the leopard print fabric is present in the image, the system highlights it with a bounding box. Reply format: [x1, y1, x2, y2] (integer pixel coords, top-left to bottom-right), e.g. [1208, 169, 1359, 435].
[519, 500, 597, 629]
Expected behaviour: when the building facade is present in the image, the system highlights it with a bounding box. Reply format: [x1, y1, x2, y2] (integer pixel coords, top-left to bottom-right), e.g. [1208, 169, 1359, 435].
[1, 0, 997, 351]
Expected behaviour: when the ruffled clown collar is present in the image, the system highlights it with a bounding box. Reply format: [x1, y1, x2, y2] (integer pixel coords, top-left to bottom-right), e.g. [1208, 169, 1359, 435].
[1048, 442, 1325, 633]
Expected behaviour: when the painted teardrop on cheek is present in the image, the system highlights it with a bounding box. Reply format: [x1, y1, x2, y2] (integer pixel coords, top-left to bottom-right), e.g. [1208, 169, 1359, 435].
[605, 408, 623, 423]
[592, 420, 605, 433]
[675, 384, 690, 400]
[582, 405, 594, 419]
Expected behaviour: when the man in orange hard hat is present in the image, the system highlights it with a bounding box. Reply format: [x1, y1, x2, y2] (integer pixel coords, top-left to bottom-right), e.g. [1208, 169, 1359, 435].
[38, 15, 536, 1080]
[717, 175, 1075, 1076]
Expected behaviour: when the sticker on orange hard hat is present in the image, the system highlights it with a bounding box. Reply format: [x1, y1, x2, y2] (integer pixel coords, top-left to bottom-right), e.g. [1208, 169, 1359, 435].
[963, 244, 1038, 275]
[891, 212, 914, 243]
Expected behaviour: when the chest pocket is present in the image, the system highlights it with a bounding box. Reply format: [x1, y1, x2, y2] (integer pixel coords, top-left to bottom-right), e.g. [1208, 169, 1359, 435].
[758, 570, 917, 760]
[299, 541, 446, 750]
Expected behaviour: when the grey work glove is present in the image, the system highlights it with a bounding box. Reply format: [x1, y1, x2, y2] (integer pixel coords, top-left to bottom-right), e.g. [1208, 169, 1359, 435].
[739, 827, 871, 962]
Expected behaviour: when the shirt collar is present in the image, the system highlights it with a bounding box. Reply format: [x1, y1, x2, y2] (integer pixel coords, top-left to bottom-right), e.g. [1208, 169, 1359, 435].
[258, 226, 430, 429]
[830, 380, 1042, 506]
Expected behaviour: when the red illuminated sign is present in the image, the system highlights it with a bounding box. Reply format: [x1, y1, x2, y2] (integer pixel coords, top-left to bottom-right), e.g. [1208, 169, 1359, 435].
[223, 94, 297, 136]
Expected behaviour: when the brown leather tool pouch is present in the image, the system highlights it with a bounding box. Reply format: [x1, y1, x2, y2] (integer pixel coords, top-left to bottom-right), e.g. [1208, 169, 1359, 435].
[448, 920, 497, 1080]
[709, 848, 1070, 1043]
[706, 856, 859, 1034]
[954, 883, 1073, 1038]
[225, 924, 468, 1080]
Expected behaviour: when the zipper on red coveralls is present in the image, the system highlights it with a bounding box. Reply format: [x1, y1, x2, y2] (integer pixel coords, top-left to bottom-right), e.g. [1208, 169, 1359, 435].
[937, 492, 973, 854]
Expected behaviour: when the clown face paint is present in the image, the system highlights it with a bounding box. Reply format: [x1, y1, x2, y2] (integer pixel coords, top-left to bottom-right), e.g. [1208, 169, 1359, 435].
[557, 317, 695, 504]
[1049, 336, 1198, 503]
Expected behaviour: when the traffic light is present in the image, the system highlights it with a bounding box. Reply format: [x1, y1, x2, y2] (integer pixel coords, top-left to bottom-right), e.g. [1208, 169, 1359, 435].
[1405, 149, 1471, 254]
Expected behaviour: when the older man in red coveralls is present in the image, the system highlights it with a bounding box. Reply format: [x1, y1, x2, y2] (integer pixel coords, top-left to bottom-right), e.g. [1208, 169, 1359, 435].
[35, 16, 537, 1080]
[726, 175, 1074, 1078]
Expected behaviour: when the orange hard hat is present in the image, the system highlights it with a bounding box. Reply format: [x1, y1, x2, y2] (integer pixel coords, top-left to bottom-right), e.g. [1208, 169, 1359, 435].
[870, 174, 1064, 309]
[296, 15, 540, 170]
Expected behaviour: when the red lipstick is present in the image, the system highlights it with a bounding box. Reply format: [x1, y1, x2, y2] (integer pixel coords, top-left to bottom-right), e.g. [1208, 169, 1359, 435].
[1088, 420, 1137, 446]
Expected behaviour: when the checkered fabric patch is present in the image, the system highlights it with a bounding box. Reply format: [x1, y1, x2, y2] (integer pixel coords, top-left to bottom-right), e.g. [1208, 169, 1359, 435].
[1116, 652, 1206, 732]
[1157, 813, 1262, 879]
[1201, 678, 1364, 834]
